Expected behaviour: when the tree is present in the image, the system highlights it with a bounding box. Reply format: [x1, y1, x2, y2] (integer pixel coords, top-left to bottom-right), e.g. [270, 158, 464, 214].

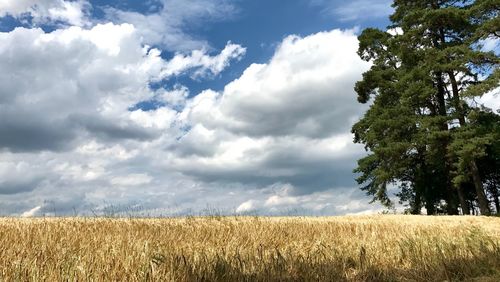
[474, 110, 500, 213]
[352, 0, 499, 215]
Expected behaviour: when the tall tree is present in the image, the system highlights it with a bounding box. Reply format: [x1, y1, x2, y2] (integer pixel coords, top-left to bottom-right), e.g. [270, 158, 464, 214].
[352, 0, 499, 215]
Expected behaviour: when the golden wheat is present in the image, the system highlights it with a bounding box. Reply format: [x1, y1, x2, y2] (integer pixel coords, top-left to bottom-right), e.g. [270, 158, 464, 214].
[0, 215, 499, 281]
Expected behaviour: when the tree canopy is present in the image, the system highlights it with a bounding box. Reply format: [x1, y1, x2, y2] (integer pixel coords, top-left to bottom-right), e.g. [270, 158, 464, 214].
[353, 0, 499, 215]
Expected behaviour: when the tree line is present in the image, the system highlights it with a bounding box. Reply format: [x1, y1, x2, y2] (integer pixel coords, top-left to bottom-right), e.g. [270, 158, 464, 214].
[353, 0, 499, 215]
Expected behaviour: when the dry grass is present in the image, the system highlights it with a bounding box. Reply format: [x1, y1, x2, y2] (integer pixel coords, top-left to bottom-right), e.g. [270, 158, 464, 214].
[0, 215, 499, 281]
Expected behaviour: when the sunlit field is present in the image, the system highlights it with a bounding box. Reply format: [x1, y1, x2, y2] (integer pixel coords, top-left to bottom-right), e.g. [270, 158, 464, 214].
[0, 215, 499, 281]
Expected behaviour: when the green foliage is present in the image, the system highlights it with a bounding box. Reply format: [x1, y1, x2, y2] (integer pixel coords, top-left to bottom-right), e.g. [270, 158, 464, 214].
[450, 110, 499, 185]
[352, 0, 500, 215]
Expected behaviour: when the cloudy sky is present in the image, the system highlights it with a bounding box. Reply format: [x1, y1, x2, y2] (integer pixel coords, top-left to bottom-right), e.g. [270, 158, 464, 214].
[0, 0, 496, 217]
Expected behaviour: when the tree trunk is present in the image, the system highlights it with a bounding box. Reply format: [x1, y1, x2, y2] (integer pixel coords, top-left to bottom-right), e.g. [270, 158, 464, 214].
[448, 71, 491, 216]
[448, 72, 470, 215]
[447, 72, 466, 125]
[490, 182, 500, 214]
[435, 71, 458, 215]
[412, 186, 423, 215]
[425, 201, 436, 215]
[457, 186, 470, 215]
[470, 160, 491, 215]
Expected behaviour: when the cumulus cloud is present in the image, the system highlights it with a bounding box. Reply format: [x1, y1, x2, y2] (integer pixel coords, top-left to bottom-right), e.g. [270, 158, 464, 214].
[0, 23, 243, 152]
[180, 30, 370, 138]
[0, 161, 45, 194]
[0, 24, 374, 216]
[0, 0, 91, 26]
[232, 184, 384, 216]
[169, 29, 370, 193]
[1, 0, 497, 217]
[0, 23, 154, 151]
[159, 43, 246, 79]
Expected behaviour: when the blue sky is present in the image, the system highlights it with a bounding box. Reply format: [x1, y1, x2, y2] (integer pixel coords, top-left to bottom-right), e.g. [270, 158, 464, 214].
[0, 0, 392, 96]
[0, 0, 416, 217]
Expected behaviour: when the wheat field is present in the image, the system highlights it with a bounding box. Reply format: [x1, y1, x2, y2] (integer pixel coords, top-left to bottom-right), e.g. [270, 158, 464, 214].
[0, 215, 499, 281]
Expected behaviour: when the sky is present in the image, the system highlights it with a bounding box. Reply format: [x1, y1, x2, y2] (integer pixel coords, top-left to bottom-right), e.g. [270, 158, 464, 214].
[0, 0, 497, 217]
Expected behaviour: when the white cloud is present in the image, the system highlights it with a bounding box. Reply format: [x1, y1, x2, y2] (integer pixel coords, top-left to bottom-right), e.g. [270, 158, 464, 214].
[105, 0, 237, 51]
[158, 42, 246, 79]
[0, 0, 91, 26]
[387, 27, 403, 36]
[265, 195, 298, 207]
[0, 23, 158, 151]
[234, 186, 385, 216]
[110, 174, 153, 186]
[1, 0, 496, 217]
[156, 86, 190, 108]
[130, 108, 178, 129]
[477, 88, 500, 113]
[0, 26, 376, 216]
[0, 161, 45, 194]
[311, 0, 393, 22]
[480, 36, 500, 53]
[346, 208, 384, 216]
[236, 200, 256, 213]
[0, 23, 243, 152]
[181, 29, 370, 138]
[21, 206, 42, 217]
[168, 29, 370, 193]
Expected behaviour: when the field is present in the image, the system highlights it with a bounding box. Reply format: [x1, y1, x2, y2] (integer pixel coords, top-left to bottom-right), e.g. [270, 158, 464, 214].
[0, 216, 499, 281]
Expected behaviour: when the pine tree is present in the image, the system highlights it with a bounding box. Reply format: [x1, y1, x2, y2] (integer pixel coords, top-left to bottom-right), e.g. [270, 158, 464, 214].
[353, 0, 499, 215]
